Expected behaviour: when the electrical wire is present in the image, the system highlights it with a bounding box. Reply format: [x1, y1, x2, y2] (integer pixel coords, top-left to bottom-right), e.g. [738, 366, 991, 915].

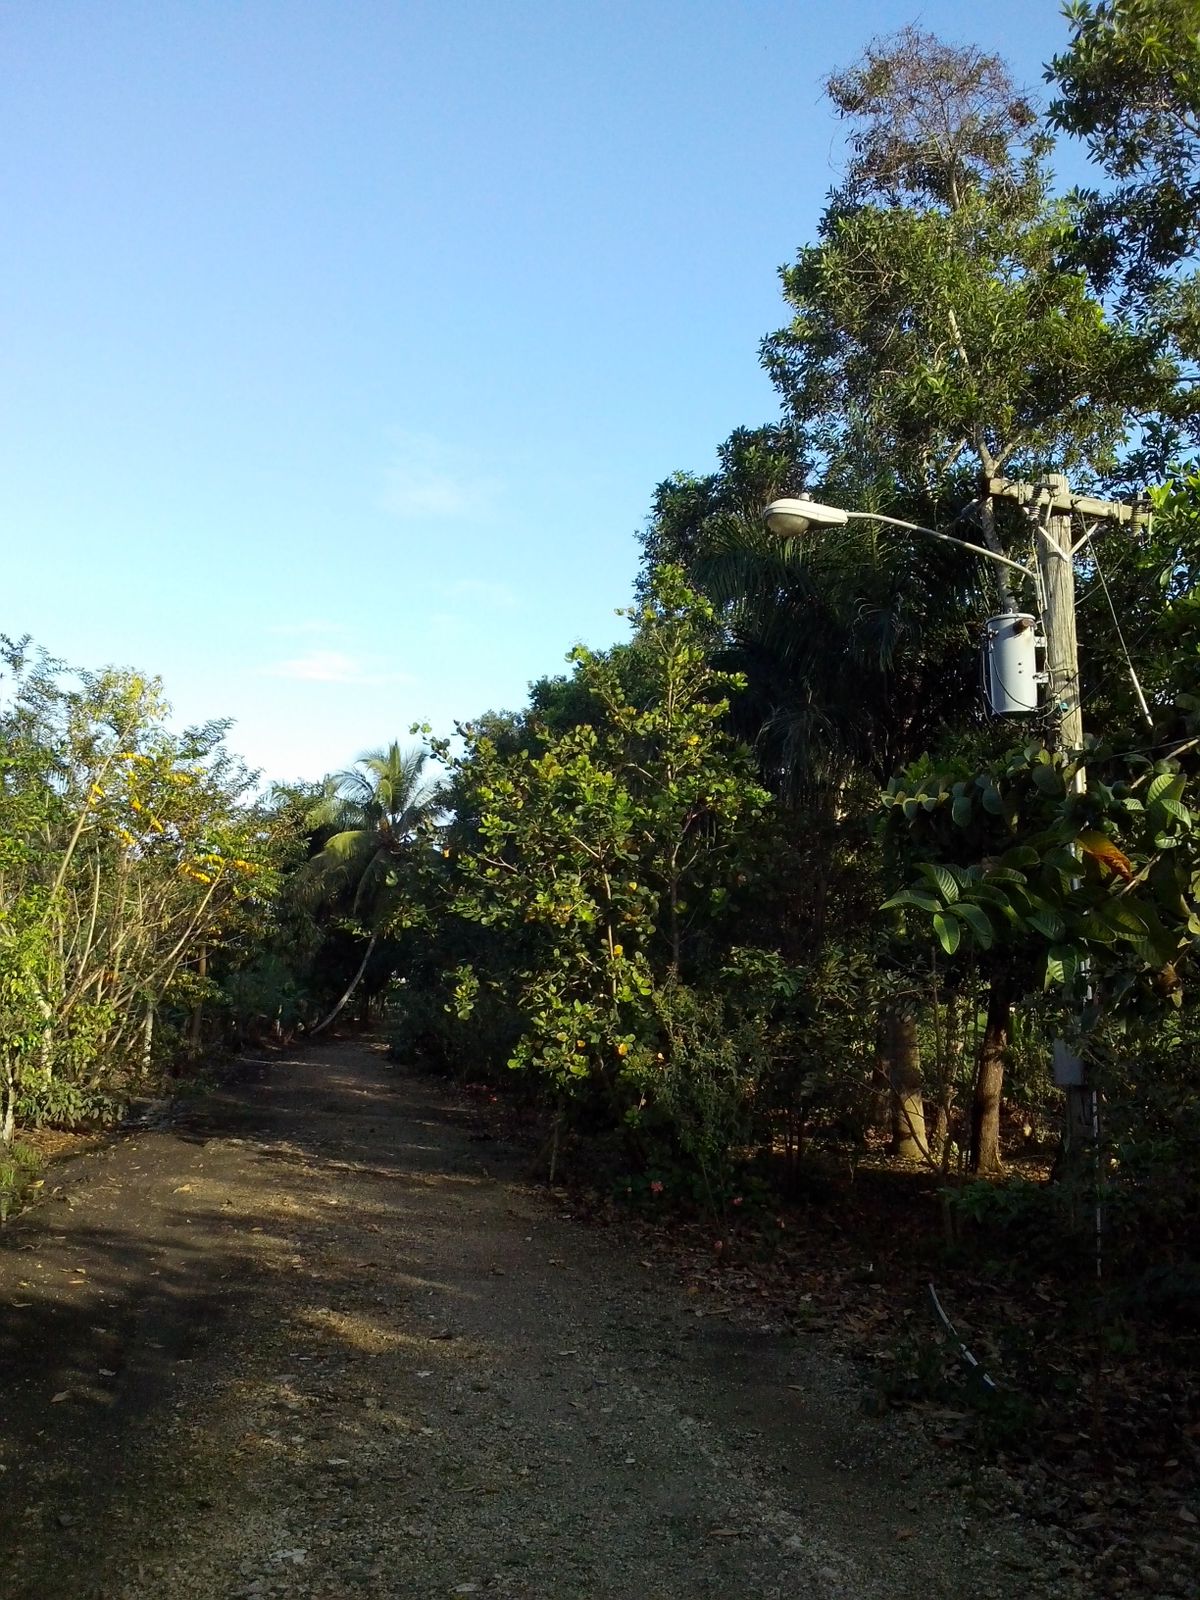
[1090, 543, 1155, 729]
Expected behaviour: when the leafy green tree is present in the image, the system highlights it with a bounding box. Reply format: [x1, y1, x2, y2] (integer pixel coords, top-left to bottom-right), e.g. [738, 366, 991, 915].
[1048, 0, 1200, 301]
[433, 569, 774, 1179]
[639, 425, 808, 594]
[881, 737, 1199, 1168]
[0, 636, 281, 1141]
[299, 742, 441, 1033]
[763, 27, 1176, 520]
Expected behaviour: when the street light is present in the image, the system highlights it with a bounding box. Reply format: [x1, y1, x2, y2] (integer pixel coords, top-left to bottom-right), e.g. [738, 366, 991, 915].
[764, 497, 1044, 717]
[762, 497, 1038, 581]
[767, 484, 1150, 747]
[766, 481, 1148, 1190]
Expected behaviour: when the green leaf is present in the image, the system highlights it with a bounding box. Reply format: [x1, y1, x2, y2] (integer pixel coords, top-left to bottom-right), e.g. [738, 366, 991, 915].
[998, 845, 1041, 870]
[1044, 944, 1080, 989]
[1147, 772, 1182, 810]
[880, 889, 941, 914]
[951, 794, 974, 828]
[1032, 763, 1064, 796]
[1157, 795, 1191, 827]
[980, 785, 1005, 816]
[916, 862, 960, 903]
[933, 910, 961, 954]
[949, 902, 994, 948]
[984, 868, 1028, 886]
[1095, 897, 1149, 937]
[1027, 907, 1066, 941]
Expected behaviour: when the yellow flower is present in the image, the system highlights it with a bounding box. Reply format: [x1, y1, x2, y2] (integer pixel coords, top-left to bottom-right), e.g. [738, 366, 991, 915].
[576, 1039, 586, 1050]
[612, 943, 623, 957]
[616, 1042, 629, 1057]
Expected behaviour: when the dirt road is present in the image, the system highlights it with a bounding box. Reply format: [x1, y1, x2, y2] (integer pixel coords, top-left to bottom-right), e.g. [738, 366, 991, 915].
[0, 1040, 1081, 1599]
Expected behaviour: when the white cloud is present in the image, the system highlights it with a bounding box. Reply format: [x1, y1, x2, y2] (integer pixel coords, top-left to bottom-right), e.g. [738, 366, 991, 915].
[379, 430, 500, 522]
[262, 650, 413, 687]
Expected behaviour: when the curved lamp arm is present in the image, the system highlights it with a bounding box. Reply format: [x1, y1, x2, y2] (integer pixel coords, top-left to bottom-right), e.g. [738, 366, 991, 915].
[763, 498, 1037, 582]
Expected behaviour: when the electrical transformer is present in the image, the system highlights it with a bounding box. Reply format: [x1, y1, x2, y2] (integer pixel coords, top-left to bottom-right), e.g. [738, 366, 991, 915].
[982, 612, 1041, 715]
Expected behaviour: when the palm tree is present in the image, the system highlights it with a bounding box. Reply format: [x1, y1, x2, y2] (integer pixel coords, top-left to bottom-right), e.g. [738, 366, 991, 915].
[299, 743, 441, 1034]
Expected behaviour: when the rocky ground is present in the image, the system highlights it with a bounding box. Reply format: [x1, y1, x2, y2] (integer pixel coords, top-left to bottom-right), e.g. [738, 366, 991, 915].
[0, 1039, 1106, 1598]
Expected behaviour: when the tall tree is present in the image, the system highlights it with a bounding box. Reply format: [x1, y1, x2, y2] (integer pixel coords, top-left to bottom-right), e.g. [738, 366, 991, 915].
[0, 638, 281, 1142]
[300, 743, 440, 1033]
[1046, 1, 1200, 472]
[758, 28, 1185, 1166]
[1048, 0, 1200, 300]
[763, 27, 1176, 520]
[439, 569, 773, 1103]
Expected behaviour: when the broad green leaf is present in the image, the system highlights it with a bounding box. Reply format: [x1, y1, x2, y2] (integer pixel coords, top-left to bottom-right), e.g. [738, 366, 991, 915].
[1032, 763, 1064, 796]
[1157, 795, 1191, 827]
[880, 889, 941, 914]
[933, 911, 961, 954]
[1147, 772, 1182, 810]
[1026, 907, 1065, 940]
[967, 882, 1013, 907]
[950, 901, 994, 948]
[998, 845, 1041, 870]
[1096, 898, 1149, 937]
[1044, 944, 1079, 989]
[916, 862, 960, 903]
[1075, 910, 1117, 944]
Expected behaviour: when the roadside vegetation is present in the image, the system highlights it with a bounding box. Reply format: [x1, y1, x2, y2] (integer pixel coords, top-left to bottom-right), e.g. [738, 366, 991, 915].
[3, 5, 1199, 1569]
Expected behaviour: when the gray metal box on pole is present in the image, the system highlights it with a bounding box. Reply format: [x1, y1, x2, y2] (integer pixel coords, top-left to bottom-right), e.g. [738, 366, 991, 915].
[983, 612, 1041, 715]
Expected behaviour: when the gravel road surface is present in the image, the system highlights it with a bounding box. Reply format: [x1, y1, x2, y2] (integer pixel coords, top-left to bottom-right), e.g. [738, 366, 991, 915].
[0, 1040, 1085, 1599]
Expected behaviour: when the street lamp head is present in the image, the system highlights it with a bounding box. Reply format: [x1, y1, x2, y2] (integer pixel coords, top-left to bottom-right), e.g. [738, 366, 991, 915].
[763, 497, 850, 538]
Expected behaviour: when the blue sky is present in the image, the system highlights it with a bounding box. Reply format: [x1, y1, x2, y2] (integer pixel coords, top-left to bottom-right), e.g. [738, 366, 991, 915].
[2, 1, 1090, 785]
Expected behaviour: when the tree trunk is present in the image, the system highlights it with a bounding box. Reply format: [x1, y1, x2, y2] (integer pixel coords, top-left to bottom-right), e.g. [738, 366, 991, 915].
[970, 976, 1010, 1174]
[869, 1016, 892, 1132]
[889, 1009, 927, 1160]
[1, 1068, 16, 1148]
[929, 990, 963, 1170]
[311, 935, 378, 1037]
[188, 943, 208, 1057]
[141, 1003, 155, 1075]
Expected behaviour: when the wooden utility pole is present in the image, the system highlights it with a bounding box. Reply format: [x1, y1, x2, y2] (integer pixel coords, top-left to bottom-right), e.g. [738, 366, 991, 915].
[1033, 473, 1096, 1175]
[988, 473, 1145, 1203]
[1034, 471, 1084, 760]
